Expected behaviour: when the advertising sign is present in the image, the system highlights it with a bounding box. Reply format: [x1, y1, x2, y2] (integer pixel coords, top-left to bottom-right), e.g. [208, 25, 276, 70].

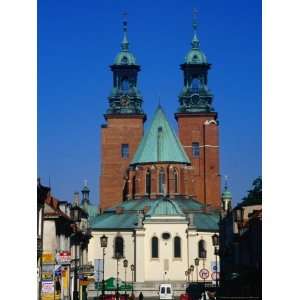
[42, 264, 55, 281]
[56, 251, 71, 264]
[42, 272, 53, 281]
[42, 252, 55, 264]
[42, 281, 54, 293]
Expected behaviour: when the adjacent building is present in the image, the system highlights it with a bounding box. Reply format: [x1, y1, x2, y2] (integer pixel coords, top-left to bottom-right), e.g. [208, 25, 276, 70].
[219, 178, 262, 298]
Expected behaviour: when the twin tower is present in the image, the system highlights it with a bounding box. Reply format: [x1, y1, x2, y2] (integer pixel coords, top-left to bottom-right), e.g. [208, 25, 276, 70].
[100, 19, 220, 211]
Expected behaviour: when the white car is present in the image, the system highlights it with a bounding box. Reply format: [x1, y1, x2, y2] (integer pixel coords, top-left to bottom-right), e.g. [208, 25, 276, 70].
[159, 284, 173, 300]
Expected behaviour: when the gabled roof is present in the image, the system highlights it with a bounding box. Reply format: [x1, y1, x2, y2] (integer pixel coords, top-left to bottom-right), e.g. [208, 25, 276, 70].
[131, 106, 190, 165]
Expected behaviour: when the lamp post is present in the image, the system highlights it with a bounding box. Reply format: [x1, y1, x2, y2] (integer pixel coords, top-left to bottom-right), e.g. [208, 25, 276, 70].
[199, 250, 207, 300]
[116, 253, 121, 300]
[71, 205, 82, 300]
[100, 235, 108, 300]
[190, 265, 194, 282]
[212, 234, 220, 289]
[130, 264, 135, 298]
[123, 259, 128, 299]
[194, 258, 200, 282]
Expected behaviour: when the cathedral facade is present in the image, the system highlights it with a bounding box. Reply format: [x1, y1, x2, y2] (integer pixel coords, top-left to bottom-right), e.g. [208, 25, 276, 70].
[88, 17, 225, 296]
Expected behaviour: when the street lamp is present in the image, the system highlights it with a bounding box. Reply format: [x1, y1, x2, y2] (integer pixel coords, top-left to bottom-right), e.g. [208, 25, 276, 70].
[199, 250, 207, 300]
[100, 235, 108, 300]
[212, 234, 220, 288]
[185, 270, 188, 284]
[71, 205, 82, 300]
[190, 265, 194, 282]
[116, 253, 122, 300]
[194, 258, 200, 282]
[123, 259, 128, 299]
[130, 264, 135, 298]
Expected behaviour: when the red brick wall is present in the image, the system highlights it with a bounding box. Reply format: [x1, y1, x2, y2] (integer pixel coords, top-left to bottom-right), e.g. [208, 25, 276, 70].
[100, 115, 144, 210]
[175, 113, 221, 208]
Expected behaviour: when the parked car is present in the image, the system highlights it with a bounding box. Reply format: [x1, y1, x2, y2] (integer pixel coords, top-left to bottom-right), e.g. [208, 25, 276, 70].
[159, 284, 173, 300]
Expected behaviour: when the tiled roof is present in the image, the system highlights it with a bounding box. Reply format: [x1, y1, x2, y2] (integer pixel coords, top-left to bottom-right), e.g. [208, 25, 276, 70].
[131, 106, 190, 165]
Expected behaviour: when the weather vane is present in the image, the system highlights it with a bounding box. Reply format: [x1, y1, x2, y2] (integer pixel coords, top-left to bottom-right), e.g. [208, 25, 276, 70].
[224, 175, 229, 189]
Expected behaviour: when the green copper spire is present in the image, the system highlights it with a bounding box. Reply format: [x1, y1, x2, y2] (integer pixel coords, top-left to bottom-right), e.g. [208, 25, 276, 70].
[177, 10, 214, 113]
[131, 106, 190, 165]
[114, 14, 137, 65]
[121, 13, 129, 51]
[107, 14, 144, 116]
[191, 10, 200, 50]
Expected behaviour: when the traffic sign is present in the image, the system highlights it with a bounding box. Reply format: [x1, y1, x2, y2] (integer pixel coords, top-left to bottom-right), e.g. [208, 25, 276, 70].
[211, 272, 220, 281]
[199, 268, 209, 280]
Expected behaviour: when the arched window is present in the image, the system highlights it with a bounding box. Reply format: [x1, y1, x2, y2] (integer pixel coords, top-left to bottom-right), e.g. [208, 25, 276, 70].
[191, 78, 200, 92]
[114, 236, 124, 258]
[146, 169, 151, 195]
[151, 236, 159, 258]
[173, 169, 178, 193]
[158, 168, 165, 194]
[174, 236, 181, 258]
[121, 78, 129, 91]
[198, 239, 207, 258]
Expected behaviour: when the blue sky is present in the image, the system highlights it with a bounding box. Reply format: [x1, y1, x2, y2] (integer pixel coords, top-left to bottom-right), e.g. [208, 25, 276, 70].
[38, 0, 261, 206]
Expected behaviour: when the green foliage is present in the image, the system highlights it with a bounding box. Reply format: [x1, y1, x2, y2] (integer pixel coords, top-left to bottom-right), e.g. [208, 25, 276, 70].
[240, 176, 262, 206]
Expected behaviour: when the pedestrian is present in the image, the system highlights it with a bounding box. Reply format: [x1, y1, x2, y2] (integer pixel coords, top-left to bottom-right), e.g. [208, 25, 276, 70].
[55, 276, 61, 295]
[138, 292, 143, 300]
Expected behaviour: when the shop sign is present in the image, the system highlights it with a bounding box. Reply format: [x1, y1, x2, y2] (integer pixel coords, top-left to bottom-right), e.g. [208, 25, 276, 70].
[42, 251, 55, 264]
[56, 251, 71, 264]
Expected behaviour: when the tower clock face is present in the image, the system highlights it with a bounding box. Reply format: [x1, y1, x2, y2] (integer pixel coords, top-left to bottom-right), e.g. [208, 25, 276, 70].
[120, 95, 130, 106]
[191, 94, 199, 105]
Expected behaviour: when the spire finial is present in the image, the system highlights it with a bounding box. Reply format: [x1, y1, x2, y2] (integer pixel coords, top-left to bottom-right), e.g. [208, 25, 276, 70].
[191, 8, 200, 49]
[158, 92, 161, 107]
[121, 11, 129, 51]
[84, 179, 88, 187]
[224, 175, 229, 190]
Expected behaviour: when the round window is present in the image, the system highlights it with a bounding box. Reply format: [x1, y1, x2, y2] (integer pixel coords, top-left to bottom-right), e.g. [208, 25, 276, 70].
[162, 232, 171, 240]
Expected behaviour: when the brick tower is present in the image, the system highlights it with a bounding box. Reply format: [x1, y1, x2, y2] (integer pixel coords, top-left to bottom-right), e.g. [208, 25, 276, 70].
[175, 17, 220, 208]
[100, 19, 146, 211]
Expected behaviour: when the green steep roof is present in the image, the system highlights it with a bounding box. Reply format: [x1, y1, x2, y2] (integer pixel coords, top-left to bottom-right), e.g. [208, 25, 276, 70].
[148, 198, 184, 216]
[131, 106, 190, 165]
[91, 197, 218, 231]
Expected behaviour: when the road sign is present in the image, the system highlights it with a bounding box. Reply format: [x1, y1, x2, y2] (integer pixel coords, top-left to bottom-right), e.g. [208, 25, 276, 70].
[211, 272, 220, 281]
[199, 268, 210, 280]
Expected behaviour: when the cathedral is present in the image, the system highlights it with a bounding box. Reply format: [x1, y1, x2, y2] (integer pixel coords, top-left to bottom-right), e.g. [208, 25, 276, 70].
[88, 17, 230, 296]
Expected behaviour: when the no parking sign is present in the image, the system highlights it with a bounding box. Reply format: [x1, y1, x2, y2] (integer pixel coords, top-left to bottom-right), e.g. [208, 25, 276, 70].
[199, 268, 210, 280]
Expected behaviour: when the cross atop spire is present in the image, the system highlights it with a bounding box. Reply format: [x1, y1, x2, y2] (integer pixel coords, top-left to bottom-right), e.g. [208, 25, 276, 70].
[121, 11, 129, 51]
[191, 8, 200, 49]
[224, 175, 229, 190]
